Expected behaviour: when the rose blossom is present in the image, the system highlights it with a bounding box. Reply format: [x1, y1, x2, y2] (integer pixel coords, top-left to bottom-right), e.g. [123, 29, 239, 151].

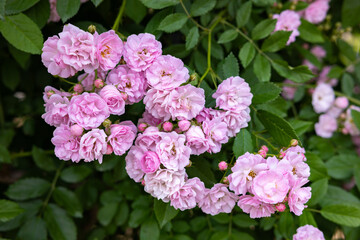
[95, 30, 123, 71]
[237, 195, 276, 218]
[228, 153, 267, 195]
[304, 0, 330, 24]
[51, 124, 81, 162]
[293, 225, 325, 240]
[42, 94, 70, 127]
[252, 170, 290, 204]
[77, 70, 106, 91]
[273, 10, 301, 45]
[99, 85, 126, 115]
[144, 169, 186, 202]
[198, 184, 238, 215]
[68, 92, 110, 130]
[312, 83, 335, 113]
[317, 66, 337, 86]
[123, 33, 162, 72]
[311, 46, 326, 60]
[185, 125, 209, 155]
[212, 76, 252, 112]
[125, 146, 146, 182]
[223, 109, 251, 137]
[315, 114, 337, 138]
[288, 178, 311, 216]
[202, 117, 229, 153]
[107, 65, 148, 104]
[170, 177, 205, 211]
[144, 89, 172, 120]
[140, 151, 160, 173]
[107, 121, 137, 156]
[79, 128, 107, 163]
[139, 111, 162, 127]
[282, 79, 298, 100]
[146, 55, 189, 90]
[166, 85, 205, 120]
[156, 132, 191, 171]
[135, 126, 164, 152]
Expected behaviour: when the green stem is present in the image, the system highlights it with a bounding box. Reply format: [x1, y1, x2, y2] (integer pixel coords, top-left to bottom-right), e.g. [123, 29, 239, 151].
[112, 0, 127, 31]
[206, 215, 213, 231]
[179, 0, 208, 31]
[59, 78, 76, 85]
[306, 208, 321, 214]
[11, 150, 54, 159]
[0, 95, 4, 128]
[252, 132, 279, 151]
[228, 212, 233, 237]
[221, 155, 235, 182]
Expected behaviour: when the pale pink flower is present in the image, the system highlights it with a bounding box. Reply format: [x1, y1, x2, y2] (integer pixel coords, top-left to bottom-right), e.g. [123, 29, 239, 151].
[304, 0, 329, 24]
[125, 146, 146, 182]
[228, 153, 267, 195]
[146, 55, 189, 90]
[170, 177, 205, 211]
[293, 225, 325, 240]
[223, 109, 251, 137]
[252, 170, 290, 204]
[317, 66, 337, 86]
[95, 30, 123, 71]
[185, 125, 209, 155]
[311, 46, 326, 60]
[178, 120, 191, 132]
[48, 0, 60, 22]
[312, 83, 335, 113]
[79, 128, 107, 163]
[344, 106, 360, 136]
[123, 33, 162, 72]
[282, 79, 298, 100]
[237, 195, 276, 218]
[334, 97, 349, 109]
[202, 117, 229, 153]
[144, 169, 186, 202]
[140, 151, 160, 173]
[68, 92, 110, 130]
[135, 126, 164, 152]
[42, 94, 70, 127]
[107, 65, 148, 104]
[212, 76, 252, 112]
[43, 86, 65, 103]
[77, 70, 106, 91]
[144, 89, 172, 120]
[315, 114, 337, 138]
[99, 85, 126, 115]
[273, 10, 301, 45]
[139, 111, 162, 126]
[288, 178, 311, 216]
[166, 85, 205, 120]
[198, 184, 237, 215]
[156, 132, 191, 171]
[51, 124, 81, 162]
[107, 121, 137, 156]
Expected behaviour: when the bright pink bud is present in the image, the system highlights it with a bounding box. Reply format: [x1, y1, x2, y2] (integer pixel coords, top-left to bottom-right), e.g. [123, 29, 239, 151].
[141, 179, 145, 186]
[72, 92, 79, 97]
[276, 203, 286, 212]
[342, 128, 349, 134]
[178, 120, 191, 132]
[218, 161, 228, 171]
[163, 122, 173, 132]
[70, 124, 83, 136]
[260, 145, 269, 153]
[258, 149, 267, 158]
[94, 79, 104, 88]
[106, 144, 113, 154]
[335, 97, 349, 109]
[138, 123, 148, 132]
[74, 84, 83, 94]
[46, 90, 55, 98]
[290, 139, 298, 146]
[120, 92, 128, 101]
[279, 151, 286, 159]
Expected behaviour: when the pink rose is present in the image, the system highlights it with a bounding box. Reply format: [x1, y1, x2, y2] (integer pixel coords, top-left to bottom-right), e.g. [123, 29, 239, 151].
[273, 10, 301, 45]
[252, 170, 290, 204]
[315, 114, 337, 138]
[344, 106, 360, 136]
[170, 177, 205, 211]
[51, 124, 81, 162]
[125, 146, 146, 182]
[146, 55, 189, 90]
[68, 92, 110, 130]
[311, 45, 326, 60]
[107, 121, 137, 156]
[42, 94, 70, 127]
[185, 125, 209, 155]
[304, 0, 329, 24]
[144, 89, 172, 120]
[99, 85, 126, 115]
[288, 178, 311, 216]
[202, 117, 229, 153]
[282, 79, 298, 100]
[95, 30, 123, 71]
[293, 225, 325, 240]
[135, 126, 164, 152]
[312, 83, 335, 113]
[79, 128, 107, 163]
[237, 195, 275, 218]
[223, 110, 251, 137]
[139, 111, 163, 127]
[140, 151, 160, 173]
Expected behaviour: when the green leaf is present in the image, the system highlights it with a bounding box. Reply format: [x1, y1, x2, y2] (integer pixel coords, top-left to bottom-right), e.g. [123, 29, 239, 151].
[139, 0, 179, 9]
[6, 178, 50, 201]
[145, 8, 171, 38]
[298, 19, 324, 43]
[8, 44, 31, 69]
[278, 212, 295, 239]
[261, 31, 291, 52]
[218, 29, 238, 44]
[355, 164, 360, 192]
[0, 0, 5, 20]
[253, 54, 271, 82]
[186, 27, 199, 50]
[338, 39, 356, 62]
[53, 187, 83, 218]
[236, 1, 252, 27]
[44, 204, 77, 240]
[91, 0, 103, 7]
[24, 0, 50, 29]
[56, 0, 80, 22]
[305, 152, 328, 181]
[271, 60, 314, 83]
[299, 210, 317, 227]
[187, 156, 216, 188]
[351, 109, 360, 131]
[1, 61, 20, 91]
[233, 129, 254, 158]
[0, 200, 23, 222]
[326, 154, 360, 179]
[154, 199, 179, 228]
[222, 52, 239, 79]
[0, 145, 11, 163]
[60, 165, 93, 183]
[114, 201, 129, 226]
[239, 42, 256, 68]
[0, 13, 43, 54]
[95, 154, 121, 171]
[307, 178, 328, 206]
[252, 82, 281, 104]
[32, 146, 56, 172]
[5, 0, 40, 15]
[342, 73, 354, 96]
[289, 119, 313, 136]
[0, 128, 15, 148]
[342, 0, 360, 27]
[125, 0, 147, 24]
[257, 110, 300, 146]
[140, 217, 160, 240]
[321, 204, 360, 227]
[158, 13, 188, 33]
[251, 19, 276, 40]
[97, 203, 118, 226]
[252, 0, 275, 6]
[232, 214, 258, 228]
[327, 66, 344, 79]
[129, 208, 151, 228]
[190, 0, 216, 17]
[18, 217, 47, 240]
[321, 185, 360, 208]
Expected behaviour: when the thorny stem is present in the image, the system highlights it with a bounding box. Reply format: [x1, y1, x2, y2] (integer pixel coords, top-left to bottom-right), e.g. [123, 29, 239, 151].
[11, 150, 54, 159]
[179, 0, 208, 31]
[112, 0, 127, 32]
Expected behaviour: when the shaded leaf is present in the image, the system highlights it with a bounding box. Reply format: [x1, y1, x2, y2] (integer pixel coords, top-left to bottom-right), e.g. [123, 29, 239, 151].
[154, 199, 179, 228]
[18, 217, 47, 240]
[53, 187, 83, 218]
[253, 54, 271, 82]
[186, 27, 199, 50]
[158, 13, 188, 33]
[326, 154, 360, 179]
[261, 31, 291, 52]
[251, 19, 276, 40]
[32, 146, 56, 172]
[0, 200, 23, 222]
[139, 0, 179, 9]
[140, 217, 160, 240]
[218, 29, 238, 44]
[56, 0, 80, 23]
[233, 129, 254, 158]
[321, 204, 360, 227]
[5, 0, 40, 15]
[298, 19, 324, 43]
[252, 82, 281, 104]
[6, 178, 50, 201]
[236, 2, 252, 27]
[60, 165, 93, 183]
[239, 42, 256, 68]
[222, 52, 239, 79]
[44, 204, 77, 240]
[190, 0, 216, 17]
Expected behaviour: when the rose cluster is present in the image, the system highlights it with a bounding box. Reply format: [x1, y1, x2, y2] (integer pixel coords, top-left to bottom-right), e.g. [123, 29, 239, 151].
[125, 76, 253, 214]
[228, 144, 311, 218]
